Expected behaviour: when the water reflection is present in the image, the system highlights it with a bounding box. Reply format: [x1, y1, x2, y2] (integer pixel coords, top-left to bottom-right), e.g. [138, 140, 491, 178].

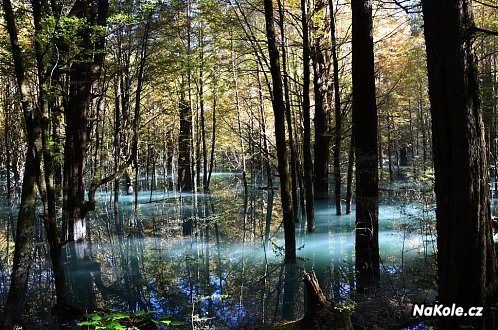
[0, 174, 437, 328]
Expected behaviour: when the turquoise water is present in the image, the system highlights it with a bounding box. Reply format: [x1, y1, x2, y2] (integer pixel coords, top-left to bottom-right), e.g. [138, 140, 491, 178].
[0, 174, 437, 328]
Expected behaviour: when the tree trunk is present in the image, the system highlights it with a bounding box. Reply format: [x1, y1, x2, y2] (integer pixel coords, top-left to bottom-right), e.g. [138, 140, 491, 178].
[301, 0, 315, 231]
[352, 0, 379, 292]
[312, 37, 330, 200]
[278, 0, 299, 223]
[257, 67, 273, 188]
[207, 78, 217, 190]
[199, 41, 208, 192]
[231, 37, 249, 199]
[263, 0, 296, 263]
[3, 84, 12, 206]
[178, 92, 193, 192]
[330, 0, 343, 216]
[2, 0, 44, 324]
[346, 134, 354, 215]
[62, 0, 109, 242]
[2, 147, 38, 328]
[423, 0, 498, 327]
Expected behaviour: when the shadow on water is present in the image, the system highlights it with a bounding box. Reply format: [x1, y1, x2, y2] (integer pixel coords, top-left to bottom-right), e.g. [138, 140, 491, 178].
[0, 173, 437, 329]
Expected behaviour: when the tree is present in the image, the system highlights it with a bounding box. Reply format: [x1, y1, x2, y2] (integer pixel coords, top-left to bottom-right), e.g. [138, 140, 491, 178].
[1, 0, 58, 325]
[423, 0, 498, 327]
[330, 0, 343, 216]
[301, 0, 315, 231]
[263, 0, 296, 263]
[311, 16, 330, 201]
[352, 0, 379, 292]
[61, 0, 109, 242]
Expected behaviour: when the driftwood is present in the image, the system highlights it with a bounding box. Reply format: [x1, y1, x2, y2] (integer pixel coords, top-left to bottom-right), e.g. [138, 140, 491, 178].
[254, 271, 353, 330]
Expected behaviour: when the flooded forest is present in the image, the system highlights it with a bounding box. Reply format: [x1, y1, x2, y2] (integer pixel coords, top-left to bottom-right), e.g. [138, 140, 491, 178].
[0, 0, 497, 328]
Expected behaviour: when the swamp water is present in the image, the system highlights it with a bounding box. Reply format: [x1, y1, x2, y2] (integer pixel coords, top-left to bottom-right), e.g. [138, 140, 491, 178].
[0, 174, 439, 329]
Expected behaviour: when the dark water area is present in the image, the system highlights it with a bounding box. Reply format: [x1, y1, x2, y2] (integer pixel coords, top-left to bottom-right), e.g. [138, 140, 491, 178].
[0, 173, 440, 329]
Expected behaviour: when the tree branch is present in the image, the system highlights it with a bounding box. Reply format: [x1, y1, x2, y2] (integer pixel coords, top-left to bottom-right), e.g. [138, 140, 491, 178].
[475, 26, 498, 37]
[474, 0, 498, 9]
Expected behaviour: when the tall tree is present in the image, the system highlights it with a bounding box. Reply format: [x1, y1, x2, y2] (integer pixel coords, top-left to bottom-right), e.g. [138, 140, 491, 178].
[61, 0, 109, 242]
[1, 0, 39, 324]
[263, 0, 296, 262]
[423, 0, 498, 327]
[312, 27, 330, 201]
[352, 0, 379, 292]
[301, 0, 315, 231]
[330, 0, 342, 215]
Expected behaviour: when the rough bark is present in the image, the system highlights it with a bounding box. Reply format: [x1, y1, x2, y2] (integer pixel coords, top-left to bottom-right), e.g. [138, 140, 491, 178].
[423, 0, 498, 327]
[352, 0, 379, 292]
[62, 0, 109, 242]
[263, 0, 296, 263]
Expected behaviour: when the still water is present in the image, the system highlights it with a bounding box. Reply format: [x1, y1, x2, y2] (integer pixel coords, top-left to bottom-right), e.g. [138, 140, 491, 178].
[0, 174, 438, 329]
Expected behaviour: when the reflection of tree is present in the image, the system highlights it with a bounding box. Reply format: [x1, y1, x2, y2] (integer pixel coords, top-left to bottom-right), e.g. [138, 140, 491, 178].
[124, 231, 148, 312]
[64, 243, 98, 309]
[282, 263, 299, 320]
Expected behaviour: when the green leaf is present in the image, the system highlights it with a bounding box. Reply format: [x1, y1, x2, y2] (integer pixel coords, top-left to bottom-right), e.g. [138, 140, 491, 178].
[78, 321, 98, 326]
[134, 310, 156, 317]
[107, 321, 127, 330]
[109, 312, 129, 321]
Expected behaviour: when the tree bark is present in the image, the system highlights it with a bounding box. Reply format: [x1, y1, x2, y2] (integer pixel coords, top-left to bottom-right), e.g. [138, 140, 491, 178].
[330, 0, 343, 215]
[278, 0, 299, 223]
[352, 0, 379, 292]
[178, 92, 193, 192]
[263, 0, 296, 263]
[312, 36, 330, 201]
[345, 134, 354, 215]
[423, 0, 498, 327]
[1, 0, 40, 324]
[62, 0, 109, 242]
[301, 0, 315, 231]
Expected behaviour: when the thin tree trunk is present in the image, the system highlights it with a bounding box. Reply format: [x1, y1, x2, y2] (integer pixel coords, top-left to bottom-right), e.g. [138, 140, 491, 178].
[312, 37, 330, 200]
[330, 0, 343, 215]
[278, 0, 299, 223]
[207, 79, 217, 189]
[199, 41, 208, 191]
[3, 84, 12, 206]
[345, 134, 354, 215]
[257, 67, 273, 188]
[231, 37, 249, 198]
[301, 0, 315, 231]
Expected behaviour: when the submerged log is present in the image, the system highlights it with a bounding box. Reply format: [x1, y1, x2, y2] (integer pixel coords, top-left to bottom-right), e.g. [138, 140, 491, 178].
[254, 271, 353, 330]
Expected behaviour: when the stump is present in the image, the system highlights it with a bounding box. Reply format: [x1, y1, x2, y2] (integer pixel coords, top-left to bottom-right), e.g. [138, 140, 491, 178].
[253, 271, 353, 330]
[301, 271, 352, 329]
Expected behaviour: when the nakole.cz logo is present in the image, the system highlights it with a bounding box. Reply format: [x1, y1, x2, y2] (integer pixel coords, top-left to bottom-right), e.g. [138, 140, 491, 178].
[412, 303, 484, 317]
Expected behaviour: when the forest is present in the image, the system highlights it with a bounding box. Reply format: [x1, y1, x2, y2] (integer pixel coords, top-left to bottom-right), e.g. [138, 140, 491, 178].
[0, 0, 497, 328]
